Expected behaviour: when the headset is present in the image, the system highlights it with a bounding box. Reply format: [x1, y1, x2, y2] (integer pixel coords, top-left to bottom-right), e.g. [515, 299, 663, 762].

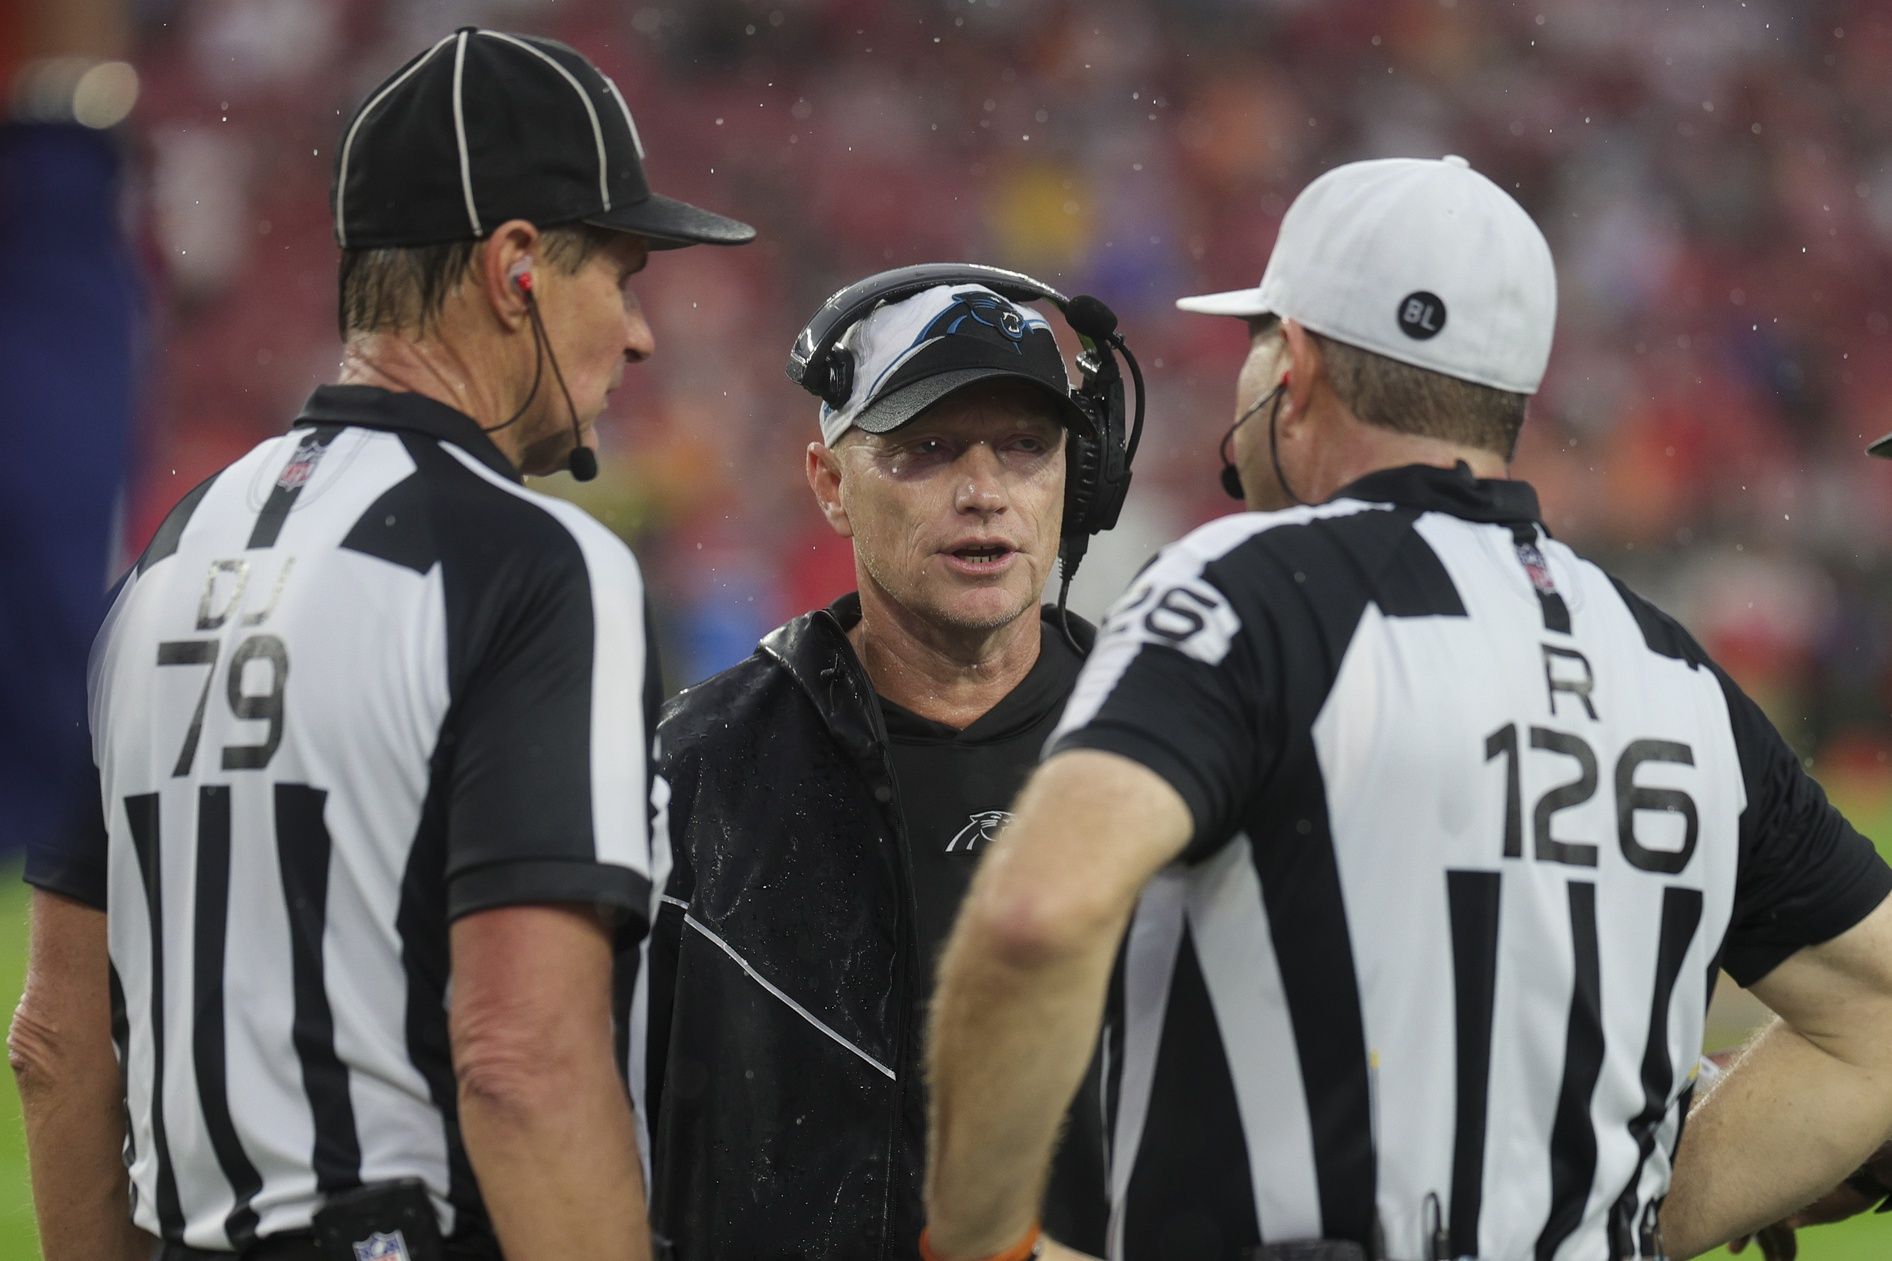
[487, 255, 597, 481]
[787, 263, 1146, 638]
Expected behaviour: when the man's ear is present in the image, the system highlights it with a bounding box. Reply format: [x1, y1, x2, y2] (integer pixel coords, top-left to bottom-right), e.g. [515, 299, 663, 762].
[806, 442, 853, 539]
[1279, 319, 1326, 432]
[477, 219, 540, 331]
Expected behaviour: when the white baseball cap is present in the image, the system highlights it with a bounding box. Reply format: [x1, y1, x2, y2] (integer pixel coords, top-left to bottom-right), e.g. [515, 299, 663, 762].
[1176, 155, 1557, 395]
[818, 283, 1083, 446]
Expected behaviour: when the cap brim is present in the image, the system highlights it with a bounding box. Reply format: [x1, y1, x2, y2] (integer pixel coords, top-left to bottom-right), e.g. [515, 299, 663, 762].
[586, 192, 756, 249]
[1870, 433, 1892, 458]
[1175, 287, 1272, 317]
[853, 367, 1086, 435]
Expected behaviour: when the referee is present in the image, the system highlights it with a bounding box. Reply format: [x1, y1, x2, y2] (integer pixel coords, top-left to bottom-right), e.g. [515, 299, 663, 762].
[923, 157, 1892, 1261]
[11, 30, 750, 1261]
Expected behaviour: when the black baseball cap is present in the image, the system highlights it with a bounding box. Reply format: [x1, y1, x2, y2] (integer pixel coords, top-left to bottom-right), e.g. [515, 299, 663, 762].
[1870, 434, 1892, 458]
[817, 283, 1083, 445]
[332, 28, 754, 251]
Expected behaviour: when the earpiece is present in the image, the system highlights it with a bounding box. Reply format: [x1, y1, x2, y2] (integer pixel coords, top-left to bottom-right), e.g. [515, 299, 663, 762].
[487, 252, 598, 483]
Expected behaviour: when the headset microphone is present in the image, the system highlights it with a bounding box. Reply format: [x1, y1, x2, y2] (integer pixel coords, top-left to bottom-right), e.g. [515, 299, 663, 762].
[1063, 294, 1118, 342]
[1220, 453, 1246, 501]
[504, 260, 599, 482]
[1219, 376, 1291, 504]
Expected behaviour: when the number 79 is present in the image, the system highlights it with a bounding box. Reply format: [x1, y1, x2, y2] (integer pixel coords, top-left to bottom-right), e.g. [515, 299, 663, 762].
[156, 635, 289, 775]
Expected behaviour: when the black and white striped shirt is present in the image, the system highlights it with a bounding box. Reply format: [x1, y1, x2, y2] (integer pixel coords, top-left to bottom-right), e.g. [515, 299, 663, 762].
[26, 385, 667, 1251]
[1050, 462, 1891, 1261]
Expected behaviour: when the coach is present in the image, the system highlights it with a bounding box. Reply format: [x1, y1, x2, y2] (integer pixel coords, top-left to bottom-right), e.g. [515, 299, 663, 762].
[924, 156, 1892, 1261]
[639, 267, 1136, 1259]
[10, 30, 750, 1261]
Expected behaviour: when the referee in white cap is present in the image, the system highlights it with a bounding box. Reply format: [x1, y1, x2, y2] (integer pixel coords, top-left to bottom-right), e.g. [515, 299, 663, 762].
[12, 29, 749, 1261]
[922, 156, 1892, 1261]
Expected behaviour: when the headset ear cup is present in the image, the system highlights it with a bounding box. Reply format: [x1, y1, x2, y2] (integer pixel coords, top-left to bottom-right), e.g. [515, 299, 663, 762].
[1063, 415, 1103, 541]
[824, 350, 855, 410]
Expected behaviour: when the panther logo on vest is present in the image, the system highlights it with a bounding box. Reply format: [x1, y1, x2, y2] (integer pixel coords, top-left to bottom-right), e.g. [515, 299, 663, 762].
[352, 1231, 412, 1261]
[276, 438, 327, 492]
[947, 810, 1013, 853]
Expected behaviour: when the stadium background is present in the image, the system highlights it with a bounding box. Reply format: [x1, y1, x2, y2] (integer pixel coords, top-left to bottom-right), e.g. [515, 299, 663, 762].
[6, 0, 1892, 1256]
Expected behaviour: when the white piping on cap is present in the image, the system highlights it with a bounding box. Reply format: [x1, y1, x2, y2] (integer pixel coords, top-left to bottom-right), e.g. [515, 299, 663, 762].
[450, 31, 481, 236]
[480, 31, 611, 211]
[334, 31, 455, 248]
[600, 75, 646, 161]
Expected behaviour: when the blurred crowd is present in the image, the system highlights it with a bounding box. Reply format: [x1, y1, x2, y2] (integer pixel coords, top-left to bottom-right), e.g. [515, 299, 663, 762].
[116, 0, 1892, 802]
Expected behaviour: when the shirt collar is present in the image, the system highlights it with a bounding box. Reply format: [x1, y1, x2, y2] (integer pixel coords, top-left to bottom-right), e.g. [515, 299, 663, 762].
[1334, 461, 1542, 526]
[292, 384, 520, 483]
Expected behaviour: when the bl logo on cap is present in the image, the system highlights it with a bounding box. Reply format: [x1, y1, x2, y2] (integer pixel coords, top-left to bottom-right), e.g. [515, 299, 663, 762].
[1398, 291, 1447, 340]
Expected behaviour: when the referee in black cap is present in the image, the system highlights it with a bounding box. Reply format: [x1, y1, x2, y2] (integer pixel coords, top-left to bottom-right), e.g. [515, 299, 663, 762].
[12, 29, 749, 1261]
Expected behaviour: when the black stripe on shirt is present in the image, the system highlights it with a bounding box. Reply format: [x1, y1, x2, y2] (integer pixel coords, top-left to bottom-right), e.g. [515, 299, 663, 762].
[191, 785, 264, 1248]
[137, 473, 220, 575]
[399, 762, 485, 1237]
[1121, 928, 1263, 1256]
[274, 784, 362, 1194]
[248, 427, 342, 550]
[108, 960, 140, 1220]
[1252, 823, 1378, 1243]
[340, 471, 439, 575]
[1608, 885, 1703, 1254]
[1446, 869, 1503, 1257]
[126, 792, 187, 1238]
[1536, 879, 1605, 1261]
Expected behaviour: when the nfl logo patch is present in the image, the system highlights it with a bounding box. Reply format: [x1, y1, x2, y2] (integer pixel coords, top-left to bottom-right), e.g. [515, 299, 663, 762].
[276, 442, 325, 491]
[1515, 541, 1557, 597]
[352, 1230, 412, 1261]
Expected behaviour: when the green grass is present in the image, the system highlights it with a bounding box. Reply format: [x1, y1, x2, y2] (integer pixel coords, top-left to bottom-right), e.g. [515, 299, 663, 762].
[0, 866, 38, 1256]
[1, 825, 1888, 1261]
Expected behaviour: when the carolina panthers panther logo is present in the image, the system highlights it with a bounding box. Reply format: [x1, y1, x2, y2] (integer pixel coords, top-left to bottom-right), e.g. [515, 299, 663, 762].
[923, 291, 1032, 351]
[947, 809, 1014, 853]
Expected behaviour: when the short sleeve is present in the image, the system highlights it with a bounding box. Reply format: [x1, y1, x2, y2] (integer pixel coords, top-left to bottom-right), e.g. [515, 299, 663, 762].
[1049, 545, 1270, 860]
[25, 754, 109, 909]
[443, 539, 656, 931]
[1717, 667, 1892, 986]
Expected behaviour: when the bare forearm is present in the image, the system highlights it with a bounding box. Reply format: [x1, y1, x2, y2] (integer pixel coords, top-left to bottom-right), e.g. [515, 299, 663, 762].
[1666, 1019, 1892, 1258]
[460, 1055, 650, 1261]
[16, 1061, 152, 1261]
[925, 898, 1126, 1257]
[11, 891, 152, 1261]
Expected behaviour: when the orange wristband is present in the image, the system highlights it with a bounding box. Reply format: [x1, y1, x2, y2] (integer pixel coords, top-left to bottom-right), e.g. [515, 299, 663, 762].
[917, 1223, 1043, 1261]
